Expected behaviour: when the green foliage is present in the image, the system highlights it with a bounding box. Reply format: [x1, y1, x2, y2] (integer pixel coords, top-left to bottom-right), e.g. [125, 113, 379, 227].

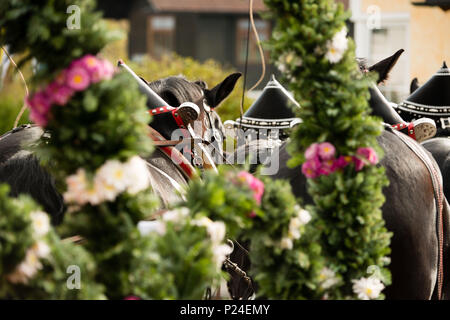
[127, 55, 253, 122]
[0, 0, 114, 82]
[1, 0, 164, 299]
[129, 219, 221, 300]
[248, 178, 326, 299]
[35, 71, 153, 180]
[0, 92, 29, 135]
[0, 184, 105, 299]
[180, 166, 261, 239]
[264, 0, 391, 299]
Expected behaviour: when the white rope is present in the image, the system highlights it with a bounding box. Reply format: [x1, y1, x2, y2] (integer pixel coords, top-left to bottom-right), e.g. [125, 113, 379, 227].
[247, 0, 267, 93]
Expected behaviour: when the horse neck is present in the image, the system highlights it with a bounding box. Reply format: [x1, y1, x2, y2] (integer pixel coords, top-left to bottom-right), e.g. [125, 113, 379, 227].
[369, 84, 405, 125]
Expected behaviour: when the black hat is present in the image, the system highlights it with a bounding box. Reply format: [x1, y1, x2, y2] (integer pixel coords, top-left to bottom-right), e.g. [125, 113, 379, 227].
[235, 75, 300, 129]
[396, 62, 450, 129]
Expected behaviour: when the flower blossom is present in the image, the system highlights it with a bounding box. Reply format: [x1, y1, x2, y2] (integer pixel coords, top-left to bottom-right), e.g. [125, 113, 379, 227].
[352, 277, 385, 300]
[325, 27, 348, 64]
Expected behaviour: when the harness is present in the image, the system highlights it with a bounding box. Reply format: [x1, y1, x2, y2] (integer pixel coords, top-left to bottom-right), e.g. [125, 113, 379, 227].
[386, 125, 445, 299]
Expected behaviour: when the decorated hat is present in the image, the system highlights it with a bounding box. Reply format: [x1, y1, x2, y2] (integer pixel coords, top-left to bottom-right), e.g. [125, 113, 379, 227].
[235, 75, 300, 129]
[396, 62, 450, 131]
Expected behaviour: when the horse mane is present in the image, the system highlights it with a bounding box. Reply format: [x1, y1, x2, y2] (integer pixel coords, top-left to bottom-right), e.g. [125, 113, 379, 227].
[0, 126, 43, 164]
[0, 126, 65, 225]
[147, 76, 204, 108]
[356, 58, 369, 72]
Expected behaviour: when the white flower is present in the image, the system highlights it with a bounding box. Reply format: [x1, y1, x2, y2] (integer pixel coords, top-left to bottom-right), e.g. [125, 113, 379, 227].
[277, 62, 287, 73]
[298, 208, 312, 225]
[31, 241, 51, 259]
[193, 216, 213, 228]
[7, 249, 43, 284]
[84, 183, 106, 205]
[206, 221, 226, 244]
[325, 27, 348, 64]
[212, 243, 233, 269]
[137, 220, 166, 236]
[352, 277, 385, 300]
[288, 217, 302, 240]
[319, 267, 340, 289]
[277, 51, 302, 73]
[96, 160, 128, 193]
[123, 156, 150, 195]
[162, 207, 190, 223]
[64, 169, 89, 205]
[30, 211, 50, 238]
[92, 175, 119, 202]
[280, 237, 293, 250]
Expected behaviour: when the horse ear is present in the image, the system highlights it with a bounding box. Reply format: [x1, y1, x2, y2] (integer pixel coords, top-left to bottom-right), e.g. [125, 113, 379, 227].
[368, 49, 404, 84]
[204, 73, 242, 108]
[410, 77, 419, 94]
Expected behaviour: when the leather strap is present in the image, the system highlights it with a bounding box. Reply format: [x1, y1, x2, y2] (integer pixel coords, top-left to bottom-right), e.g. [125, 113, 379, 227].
[147, 126, 197, 180]
[391, 123, 416, 140]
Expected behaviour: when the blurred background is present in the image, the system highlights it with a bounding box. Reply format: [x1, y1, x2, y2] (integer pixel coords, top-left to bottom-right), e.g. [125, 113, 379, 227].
[1, 0, 449, 135]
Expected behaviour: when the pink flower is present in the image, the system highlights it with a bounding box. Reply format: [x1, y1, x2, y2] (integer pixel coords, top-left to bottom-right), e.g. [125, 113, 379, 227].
[66, 66, 91, 91]
[45, 82, 74, 106]
[73, 55, 105, 83]
[318, 159, 336, 176]
[27, 92, 51, 114]
[73, 55, 99, 73]
[332, 155, 352, 171]
[318, 142, 336, 160]
[305, 143, 319, 161]
[100, 59, 115, 80]
[124, 296, 141, 300]
[237, 171, 265, 205]
[29, 109, 48, 127]
[54, 70, 67, 85]
[357, 147, 378, 165]
[352, 156, 365, 171]
[302, 158, 321, 178]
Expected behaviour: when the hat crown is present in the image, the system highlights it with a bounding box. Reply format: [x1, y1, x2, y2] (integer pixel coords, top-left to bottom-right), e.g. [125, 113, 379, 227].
[242, 74, 300, 120]
[403, 62, 450, 108]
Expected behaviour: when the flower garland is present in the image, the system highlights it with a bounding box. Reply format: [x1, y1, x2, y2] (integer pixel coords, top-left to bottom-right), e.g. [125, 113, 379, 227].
[264, 0, 391, 299]
[181, 167, 264, 240]
[129, 207, 233, 299]
[0, 184, 104, 299]
[302, 142, 379, 179]
[6, 211, 51, 284]
[26, 55, 115, 127]
[64, 156, 150, 206]
[246, 177, 334, 299]
[138, 207, 233, 272]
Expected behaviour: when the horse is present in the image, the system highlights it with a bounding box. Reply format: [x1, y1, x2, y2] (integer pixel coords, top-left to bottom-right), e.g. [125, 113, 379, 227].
[0, 125, 65, 225]
[0, 71, 242, 217]
[227, 50, 450, 300]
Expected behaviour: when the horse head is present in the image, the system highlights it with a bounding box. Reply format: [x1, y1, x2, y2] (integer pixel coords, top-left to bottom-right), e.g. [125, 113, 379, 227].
[358, 49, 407, 125]
[146, 73, 241, 166]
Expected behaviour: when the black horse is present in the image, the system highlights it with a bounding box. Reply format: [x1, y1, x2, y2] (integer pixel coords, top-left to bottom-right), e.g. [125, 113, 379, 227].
[0, 125, 65, 225]
[228, 51, 450, 300]
[0, 72, 241, 216]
